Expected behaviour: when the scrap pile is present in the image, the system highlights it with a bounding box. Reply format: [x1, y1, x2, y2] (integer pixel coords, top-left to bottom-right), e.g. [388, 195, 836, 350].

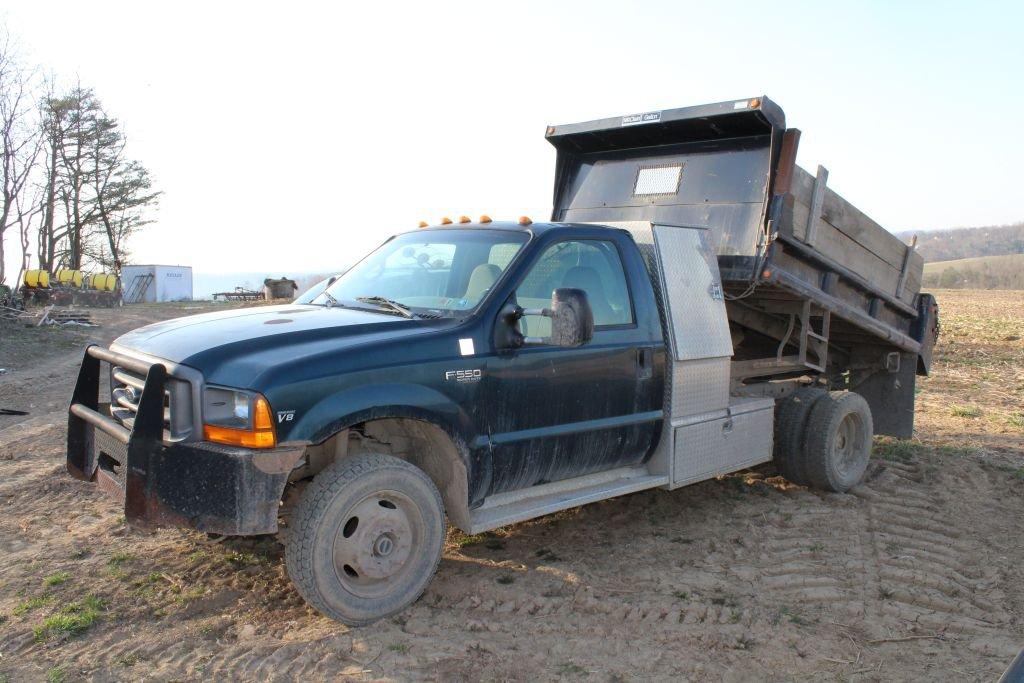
[1, 304, 96, 327]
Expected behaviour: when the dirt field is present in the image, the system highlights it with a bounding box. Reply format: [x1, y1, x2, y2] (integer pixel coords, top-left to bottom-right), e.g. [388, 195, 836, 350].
[1, 291, 1022, 682]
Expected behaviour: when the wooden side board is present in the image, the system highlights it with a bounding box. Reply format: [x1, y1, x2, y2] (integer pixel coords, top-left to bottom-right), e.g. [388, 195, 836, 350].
[779, 166, 923, 305]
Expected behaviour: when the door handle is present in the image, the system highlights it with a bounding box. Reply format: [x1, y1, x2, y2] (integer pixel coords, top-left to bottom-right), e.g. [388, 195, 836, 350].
[636, 347, 653, 380]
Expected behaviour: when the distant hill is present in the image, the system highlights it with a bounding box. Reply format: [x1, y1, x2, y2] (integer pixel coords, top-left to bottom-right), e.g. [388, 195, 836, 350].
[922, 253, 1024, 290]
[896, 222, 1024, 263]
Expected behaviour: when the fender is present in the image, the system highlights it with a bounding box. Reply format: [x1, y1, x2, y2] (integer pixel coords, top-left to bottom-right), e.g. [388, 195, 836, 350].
[284, 382, 491, 505]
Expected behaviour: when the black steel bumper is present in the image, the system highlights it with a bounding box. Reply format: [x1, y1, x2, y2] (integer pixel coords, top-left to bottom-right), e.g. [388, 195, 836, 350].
[67, 345, 303, 535]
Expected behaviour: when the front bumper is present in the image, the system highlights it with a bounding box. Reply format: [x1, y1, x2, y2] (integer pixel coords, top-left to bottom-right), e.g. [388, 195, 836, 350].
[67, 345, 303, 535]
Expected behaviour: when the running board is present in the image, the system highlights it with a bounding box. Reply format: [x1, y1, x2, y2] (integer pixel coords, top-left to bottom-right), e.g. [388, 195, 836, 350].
[467, 466, 667, 534]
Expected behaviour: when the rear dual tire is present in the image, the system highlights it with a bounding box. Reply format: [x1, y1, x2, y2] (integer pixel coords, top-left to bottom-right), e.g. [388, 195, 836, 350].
[774, 389, 873, 492]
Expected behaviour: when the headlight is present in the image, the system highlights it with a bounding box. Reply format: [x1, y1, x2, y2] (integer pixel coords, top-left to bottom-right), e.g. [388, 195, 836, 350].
[202, 386, 276, 448]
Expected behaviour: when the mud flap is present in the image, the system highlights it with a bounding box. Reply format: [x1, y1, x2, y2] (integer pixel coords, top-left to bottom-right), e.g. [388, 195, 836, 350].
[854, 352, 917, 439]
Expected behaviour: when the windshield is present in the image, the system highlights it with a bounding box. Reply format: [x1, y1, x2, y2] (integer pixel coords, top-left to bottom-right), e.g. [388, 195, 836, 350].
[295, 275, 340, 304]
[312, 229, 529, 317]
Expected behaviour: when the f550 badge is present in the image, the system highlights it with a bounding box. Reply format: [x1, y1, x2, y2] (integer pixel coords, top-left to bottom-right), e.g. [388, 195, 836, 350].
[277, 410, 296, 423]
[445, 369, 482, 383]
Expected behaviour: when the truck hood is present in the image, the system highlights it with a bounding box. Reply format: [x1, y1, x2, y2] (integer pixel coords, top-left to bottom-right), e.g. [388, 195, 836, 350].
[112, 304, 445, 370]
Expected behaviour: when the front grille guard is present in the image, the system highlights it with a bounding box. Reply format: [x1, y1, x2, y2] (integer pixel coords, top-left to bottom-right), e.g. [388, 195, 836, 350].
[68, 344, 169, 526]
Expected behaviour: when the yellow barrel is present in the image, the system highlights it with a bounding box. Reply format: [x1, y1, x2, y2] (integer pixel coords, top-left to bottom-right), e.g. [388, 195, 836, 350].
[55, 269, 84, 288]
[23, 270, 50, 288]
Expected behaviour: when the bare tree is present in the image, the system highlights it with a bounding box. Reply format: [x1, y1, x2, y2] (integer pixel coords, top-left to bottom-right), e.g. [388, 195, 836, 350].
[0, 33, 41, 287]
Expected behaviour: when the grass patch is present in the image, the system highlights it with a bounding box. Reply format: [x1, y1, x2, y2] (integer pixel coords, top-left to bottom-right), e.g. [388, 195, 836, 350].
[34, 596, 105, 641]
[557, 662, 587, 676]
[107, 553, 134, 580]
[45, 666, 67, 683]
[43, 571, 71, 587]
[709, 592, 739, 608]
[672, 590, 689, 600]
[873, 438, 926, 462]
[1008, 413, 1024, 429]
[388, 643, 410, 654]
[453, 531, 506, 549]
[496, 574, 515, 585]
[534, 547, 562, 562]
[13, 595, 54, 616]
[937, 444, 980, 458]
[772, 606, 808, 626]
[950, 405, 982, 418]
[223, 551, 268, 568]
[113, 653, 140, 667]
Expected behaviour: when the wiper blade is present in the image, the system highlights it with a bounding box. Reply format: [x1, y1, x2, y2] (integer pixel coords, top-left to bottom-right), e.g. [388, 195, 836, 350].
[322, 291, 339, 308]
[355, 296, 415, 319]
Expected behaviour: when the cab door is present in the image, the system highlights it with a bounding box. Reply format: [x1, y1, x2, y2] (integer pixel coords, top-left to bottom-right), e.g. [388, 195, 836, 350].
[481, 233, 662, 495]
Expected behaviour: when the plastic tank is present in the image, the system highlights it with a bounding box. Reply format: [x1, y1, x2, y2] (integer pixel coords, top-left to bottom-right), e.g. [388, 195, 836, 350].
[55, 269, 84, 288]
[88, 273, 117, 291]
[23, 270, 50, 288]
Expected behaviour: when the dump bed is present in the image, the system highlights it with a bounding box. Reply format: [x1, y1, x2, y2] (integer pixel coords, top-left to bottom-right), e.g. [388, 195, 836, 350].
[546, 96, 937, 376]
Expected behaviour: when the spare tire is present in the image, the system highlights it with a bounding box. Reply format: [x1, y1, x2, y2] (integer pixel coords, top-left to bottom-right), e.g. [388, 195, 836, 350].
[801, 391, 873, 492]
[773, 386, 828, 486]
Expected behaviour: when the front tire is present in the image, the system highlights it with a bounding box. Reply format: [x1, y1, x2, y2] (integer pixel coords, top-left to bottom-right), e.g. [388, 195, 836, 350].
[285, 453, 445, 625]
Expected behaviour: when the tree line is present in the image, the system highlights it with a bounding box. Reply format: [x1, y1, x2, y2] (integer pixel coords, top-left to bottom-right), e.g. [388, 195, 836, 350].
[922, 254, 1024, 290]
[0, 33, 159, 291]
[897, 222, 1024, 263]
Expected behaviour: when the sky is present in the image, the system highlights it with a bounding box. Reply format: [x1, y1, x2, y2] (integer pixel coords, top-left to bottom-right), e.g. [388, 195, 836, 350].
[1, 0, 1022, 278]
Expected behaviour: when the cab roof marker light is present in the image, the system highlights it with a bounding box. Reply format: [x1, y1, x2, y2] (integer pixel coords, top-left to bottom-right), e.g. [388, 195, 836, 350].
[479, 215, 492, 223]
[440, 217, 453, 225]
[458, 215, 472, 224]
[417, 220, 429, 228]
[518, 216, 533, 226]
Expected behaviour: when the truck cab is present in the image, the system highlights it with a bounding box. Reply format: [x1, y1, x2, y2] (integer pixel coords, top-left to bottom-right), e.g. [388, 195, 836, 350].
[67, 96, 937, 625]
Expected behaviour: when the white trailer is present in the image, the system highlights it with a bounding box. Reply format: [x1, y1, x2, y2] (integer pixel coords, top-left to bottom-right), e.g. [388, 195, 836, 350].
[121, 265, 193, 303]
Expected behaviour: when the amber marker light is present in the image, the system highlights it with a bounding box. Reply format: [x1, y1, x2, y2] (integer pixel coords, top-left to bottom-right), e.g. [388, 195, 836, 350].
[479, 215, 492, 223]
[440, 217, 453, 225]
[458, 215, 471, 223]
[518, 216, 533, 226]
[418, 220, 429, 228]
[203, 395, 277, 449]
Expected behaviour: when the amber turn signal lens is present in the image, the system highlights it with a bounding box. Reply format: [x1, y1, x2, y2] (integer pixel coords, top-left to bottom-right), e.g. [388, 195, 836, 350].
[204, 395, 276, 449]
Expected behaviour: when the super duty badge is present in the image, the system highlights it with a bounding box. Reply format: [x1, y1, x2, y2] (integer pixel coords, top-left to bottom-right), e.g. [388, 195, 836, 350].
[445, 369, 482, 383]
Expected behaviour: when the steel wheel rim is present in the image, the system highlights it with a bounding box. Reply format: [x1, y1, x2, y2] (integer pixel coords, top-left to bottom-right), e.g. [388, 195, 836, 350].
[331, 489, 421, 599]
[834, 412, 865, 478]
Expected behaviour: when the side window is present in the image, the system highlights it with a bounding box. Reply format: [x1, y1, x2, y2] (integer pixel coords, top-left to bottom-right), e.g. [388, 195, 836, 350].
[515, 240, 633, 336]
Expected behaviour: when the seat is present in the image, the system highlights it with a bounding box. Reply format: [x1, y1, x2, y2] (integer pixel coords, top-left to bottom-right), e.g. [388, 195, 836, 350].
[464, 263, 502, 302]
[562, 266, 616, 324]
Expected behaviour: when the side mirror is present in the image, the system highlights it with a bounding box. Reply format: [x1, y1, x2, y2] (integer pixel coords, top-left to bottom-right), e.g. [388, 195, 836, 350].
[546, 288, 594, 347]
[496, 288, 594, 350]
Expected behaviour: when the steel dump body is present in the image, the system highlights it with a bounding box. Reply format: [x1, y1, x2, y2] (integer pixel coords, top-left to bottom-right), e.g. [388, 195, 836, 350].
[547, 96, 937, 437]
